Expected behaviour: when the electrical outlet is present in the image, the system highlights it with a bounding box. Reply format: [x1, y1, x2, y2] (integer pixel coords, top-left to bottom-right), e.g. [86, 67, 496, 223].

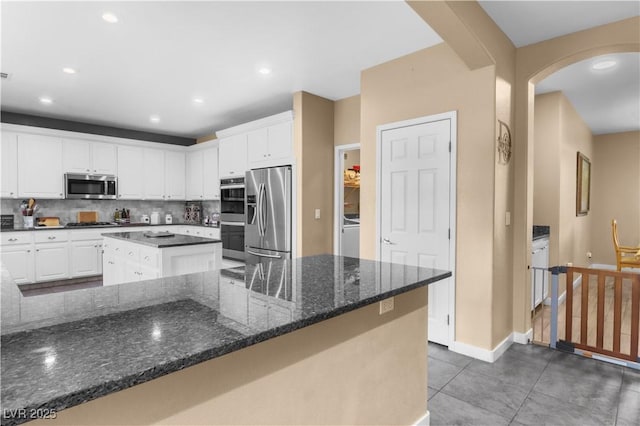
[505, 211, 511, 226]
[587, 252, 592, 259]
[379, 297, 394, 315]
[314, 209, 320, 220]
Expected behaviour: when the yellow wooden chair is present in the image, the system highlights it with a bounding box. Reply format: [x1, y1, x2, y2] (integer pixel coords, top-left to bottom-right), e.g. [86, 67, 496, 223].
[611, 219, 640, 271]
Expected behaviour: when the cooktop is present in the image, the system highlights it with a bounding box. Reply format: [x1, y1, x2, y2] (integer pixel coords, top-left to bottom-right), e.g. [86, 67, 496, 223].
[65, 222, 119, 228]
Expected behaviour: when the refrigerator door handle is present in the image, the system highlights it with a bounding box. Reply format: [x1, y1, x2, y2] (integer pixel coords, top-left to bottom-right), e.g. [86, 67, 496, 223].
[256, 183, 264, 236]
[247, 249, 282, 259]
[260, 183, 268, 236]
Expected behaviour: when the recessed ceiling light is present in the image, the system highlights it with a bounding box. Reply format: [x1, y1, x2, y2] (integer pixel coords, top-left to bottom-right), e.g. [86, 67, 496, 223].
[62, 67, 76, 74]
[149, 115, 160, 123]
[592, 59, 617, 70]
[102, 12, 118, 23]
[258, 67, 271, 75]
[39, 97, 53, 105]
[193, 97, 204, 104]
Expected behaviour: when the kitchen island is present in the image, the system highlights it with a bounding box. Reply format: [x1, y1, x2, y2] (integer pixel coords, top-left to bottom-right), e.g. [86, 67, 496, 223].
[1, 255, 450, 426]
[102, 231, 222, 286]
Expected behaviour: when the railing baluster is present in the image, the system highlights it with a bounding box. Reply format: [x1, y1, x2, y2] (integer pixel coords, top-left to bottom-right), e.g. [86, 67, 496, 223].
[613, 276, 622, 353]
[596, 272, 605, 349]
[581, 272, 589, 345]
[631, 275, 640, 362]
[566, 268, 574, 342]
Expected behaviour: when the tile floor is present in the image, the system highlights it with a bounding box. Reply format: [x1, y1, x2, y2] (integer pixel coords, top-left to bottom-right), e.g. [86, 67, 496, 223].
[428, 342, 640, 425]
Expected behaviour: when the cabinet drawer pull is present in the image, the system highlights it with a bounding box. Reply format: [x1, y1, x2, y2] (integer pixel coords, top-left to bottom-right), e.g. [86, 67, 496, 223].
[144, 256, 150, 261]
[8, 238, 17, 242]
[27, 249, 31, 253]
[108, 261, 115, 265]
[94, 245, 98, 248]
[47, 236, 56, 240]
[115, 248, 120, 251]
[36, 249, 39, 252]
[128, 251, 134, 256]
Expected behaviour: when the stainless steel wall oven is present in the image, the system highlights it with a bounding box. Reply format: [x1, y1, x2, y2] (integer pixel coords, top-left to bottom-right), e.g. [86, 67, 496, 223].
[220, 177, 245, 261]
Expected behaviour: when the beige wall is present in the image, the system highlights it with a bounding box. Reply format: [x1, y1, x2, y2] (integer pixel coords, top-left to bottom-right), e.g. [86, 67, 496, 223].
[512, 16, 640, 334]
[293, 91, 335, 256]
[33, 288, 428, 426]
[591, 131, 640, 264]
[534, 92, 562, 266]
[406, 1, 517, 348]
[533, 91, 594, 268]
[196, 134, 216, 144]
[334, 95, 361, 147]
[360, 43, 497, 350]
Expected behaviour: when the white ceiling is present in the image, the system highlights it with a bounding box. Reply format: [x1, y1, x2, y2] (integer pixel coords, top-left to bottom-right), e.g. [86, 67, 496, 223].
[0, 1, 441, 139]
[479, 0, 640, 135]
[1, 1, 639, 140]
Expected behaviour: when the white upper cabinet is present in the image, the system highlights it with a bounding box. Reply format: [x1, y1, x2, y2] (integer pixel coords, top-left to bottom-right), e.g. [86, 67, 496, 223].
[143, 148, 165, 200]
[63, 139, 117, 175]
[117, 145, 144, 199]
[247, 121, 293, 168]
[164, 150, 186, 200]
[219, 134, 247, 178]
[92, 142, 117, 174]
[1, 131, 19, 198]
[186, 150, 204, 200]
[17, 134, 64, 199]
[202, 146, 220, 200]
[186, 144, 219, 200]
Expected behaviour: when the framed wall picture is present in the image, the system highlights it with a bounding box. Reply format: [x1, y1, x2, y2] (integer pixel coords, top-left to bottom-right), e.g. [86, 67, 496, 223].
[576, 152, 591, 216]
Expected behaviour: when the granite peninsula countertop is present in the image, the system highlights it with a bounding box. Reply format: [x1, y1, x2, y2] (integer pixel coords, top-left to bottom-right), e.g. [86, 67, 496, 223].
[0, 255, 450, 425]
[102, 231, 221, 248]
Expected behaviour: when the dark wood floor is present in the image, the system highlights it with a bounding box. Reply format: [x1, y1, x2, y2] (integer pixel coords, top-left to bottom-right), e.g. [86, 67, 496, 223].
[19, 277, 103, 297]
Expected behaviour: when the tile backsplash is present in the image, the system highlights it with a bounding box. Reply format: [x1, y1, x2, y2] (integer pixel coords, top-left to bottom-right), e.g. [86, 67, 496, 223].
[1, 199, 220, 225]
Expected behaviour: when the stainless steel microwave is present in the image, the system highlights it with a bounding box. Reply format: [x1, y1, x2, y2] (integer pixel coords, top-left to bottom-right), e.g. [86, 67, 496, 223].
[64, 173, 117, 200]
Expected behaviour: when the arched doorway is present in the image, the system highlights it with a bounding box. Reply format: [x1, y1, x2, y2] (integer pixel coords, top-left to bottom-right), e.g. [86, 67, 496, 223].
[512, 17, 640, 337]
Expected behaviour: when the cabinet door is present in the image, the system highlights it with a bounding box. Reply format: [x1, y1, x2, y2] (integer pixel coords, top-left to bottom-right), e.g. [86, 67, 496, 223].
[92, 142, 117, 175]
[117, 146, 144, 199]
[35, 242, 69, 282]
[1, 131, 18, 198]
[202, 147, 220, 200]
[267, 121, 293, 163]
[219, 134, 247, 178]
[63, 139, 92, 173]
[247, 128, 268, 165]
[70, 240, 100, 277]
[17, 134, 64, 199]
[1, 244, 35, 284]
[102, 254, 117, 286]
[143, 148, 165, 200]
[186, 150, 203, 200]
[165, 150, 186, 200]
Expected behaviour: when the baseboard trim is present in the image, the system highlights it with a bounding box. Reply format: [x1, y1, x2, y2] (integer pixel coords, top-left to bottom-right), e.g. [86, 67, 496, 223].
[449, 334, 512, 363]
[513, 328, 533, 344]
[413, 410, 430, 426]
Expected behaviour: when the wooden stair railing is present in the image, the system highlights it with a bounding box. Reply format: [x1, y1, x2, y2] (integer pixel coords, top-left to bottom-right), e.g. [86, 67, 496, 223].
[563, 267, 639, 362]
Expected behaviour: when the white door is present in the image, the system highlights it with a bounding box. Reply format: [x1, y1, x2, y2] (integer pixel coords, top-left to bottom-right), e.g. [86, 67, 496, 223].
[70, 240, 100, 277]
[117, 146, 144, 199]
[185, 150, 203, 200]
[202, 147, 220, 200]
[17, 134, 64, 199]
[143, 148, 165, 200]
[62, 139, 92, 173]
[1, 132, 19, 198]
[35, 242, 69, 282]
[92, 142, 117, 175]
[380, 118, 452, 346]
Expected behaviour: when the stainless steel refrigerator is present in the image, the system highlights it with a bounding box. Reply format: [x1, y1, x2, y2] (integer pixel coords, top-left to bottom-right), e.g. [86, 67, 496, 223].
[245, 166, 292, 262]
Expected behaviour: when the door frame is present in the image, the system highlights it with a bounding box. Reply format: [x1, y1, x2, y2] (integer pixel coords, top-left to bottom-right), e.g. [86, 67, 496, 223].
[334, 143, 361, 255]
[375, 111, 457, 346]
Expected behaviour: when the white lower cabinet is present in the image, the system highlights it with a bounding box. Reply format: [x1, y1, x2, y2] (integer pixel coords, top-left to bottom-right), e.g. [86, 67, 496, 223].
[1, 226, 221, 285]
[35, 242, 69, 282]
[102, 236, 221, 286]
[1, 244, 35, 284]
[69, 240, 102, 277]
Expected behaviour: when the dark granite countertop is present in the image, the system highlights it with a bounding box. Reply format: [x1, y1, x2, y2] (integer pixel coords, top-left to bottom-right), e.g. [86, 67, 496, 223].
[0, 223, 220, 232]
[533, 225, 550, 240]
[102, 231, 221, 248]
[0, 255, 450, 425]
